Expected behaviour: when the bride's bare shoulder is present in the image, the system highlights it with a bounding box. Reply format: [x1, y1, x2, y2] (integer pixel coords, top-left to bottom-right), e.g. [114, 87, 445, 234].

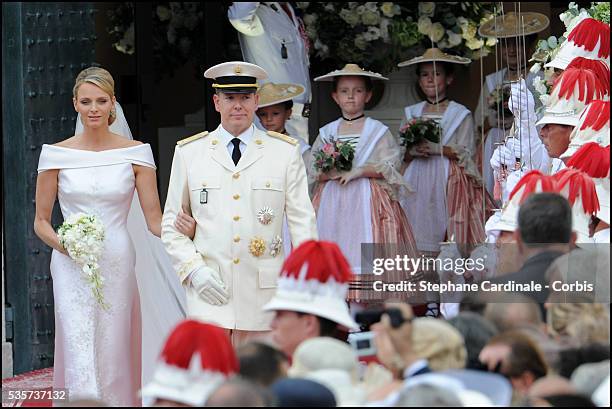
[109, 133, 143, 148]
[52, 136, 81, 148]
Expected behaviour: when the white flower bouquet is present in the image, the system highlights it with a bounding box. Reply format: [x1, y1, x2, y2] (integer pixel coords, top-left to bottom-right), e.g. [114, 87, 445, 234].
[57, 213, 109, 310]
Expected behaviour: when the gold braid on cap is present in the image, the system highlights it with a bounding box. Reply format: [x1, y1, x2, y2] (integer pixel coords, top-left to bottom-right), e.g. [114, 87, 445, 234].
[212, 83, 260, 89]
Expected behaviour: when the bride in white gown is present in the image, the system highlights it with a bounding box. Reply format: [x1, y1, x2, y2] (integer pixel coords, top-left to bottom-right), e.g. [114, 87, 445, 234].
[34, 67, 189, 405]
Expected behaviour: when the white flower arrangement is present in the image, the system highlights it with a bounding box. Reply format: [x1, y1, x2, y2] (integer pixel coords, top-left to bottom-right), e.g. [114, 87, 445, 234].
[57, 213, 109, 310]
[299, 2, 496, 76]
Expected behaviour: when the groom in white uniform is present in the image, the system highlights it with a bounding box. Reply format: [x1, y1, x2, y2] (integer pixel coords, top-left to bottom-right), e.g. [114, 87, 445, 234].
[161, 61, 317, 345]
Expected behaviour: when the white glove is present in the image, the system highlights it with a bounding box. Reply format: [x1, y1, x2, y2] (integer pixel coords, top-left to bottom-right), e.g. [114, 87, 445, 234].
[490, 145, 516, 170]
[503, 168, 524, 204]
[436, 242, 462, 282]
[509, 79, 536, 123]
[505, 137, 524, 160]
[468, 245, 498, 281]
[190, 266, 229, 305]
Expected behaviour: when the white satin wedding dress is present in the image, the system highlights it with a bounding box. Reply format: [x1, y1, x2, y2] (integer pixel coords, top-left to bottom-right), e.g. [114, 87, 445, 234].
[35, 103, 187, 405]
[38, 144, 154, 405]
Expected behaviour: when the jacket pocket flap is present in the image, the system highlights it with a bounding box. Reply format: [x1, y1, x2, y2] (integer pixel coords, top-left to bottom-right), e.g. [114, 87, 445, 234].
[252, 177, 283, 191]
[258, 266, 279, 289]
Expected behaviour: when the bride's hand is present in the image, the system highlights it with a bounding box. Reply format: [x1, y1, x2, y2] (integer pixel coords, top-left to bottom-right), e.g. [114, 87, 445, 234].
[175, 206, 197, 239]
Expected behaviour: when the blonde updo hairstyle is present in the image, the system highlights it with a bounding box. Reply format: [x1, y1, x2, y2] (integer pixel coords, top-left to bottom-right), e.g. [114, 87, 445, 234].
[73, 67, 117, 126]
[547, 303, 610, 347]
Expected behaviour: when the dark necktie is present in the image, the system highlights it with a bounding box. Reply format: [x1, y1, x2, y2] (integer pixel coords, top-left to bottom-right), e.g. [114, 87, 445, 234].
[231, 138, 242, 165]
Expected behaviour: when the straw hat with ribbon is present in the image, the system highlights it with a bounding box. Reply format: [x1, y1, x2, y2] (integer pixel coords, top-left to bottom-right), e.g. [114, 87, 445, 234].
[314, 63, 388, 82]
[478, 11, 549, 39]
[257, 82, 305, 109]
[398, 48, 471, 68]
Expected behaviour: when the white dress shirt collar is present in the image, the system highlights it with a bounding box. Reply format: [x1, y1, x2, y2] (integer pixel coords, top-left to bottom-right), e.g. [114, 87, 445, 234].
[402, 359, 429, 379]
[219, 124, 254, 155]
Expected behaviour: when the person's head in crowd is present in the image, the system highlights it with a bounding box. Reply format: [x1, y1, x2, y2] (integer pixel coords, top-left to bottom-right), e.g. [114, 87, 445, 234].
[314, 64, 387, 121]
[263, 240, 357, 357]
[141, 320, 238, 407]
[416, 61, 455, 102]
[545, 303, 610, 347]
[459, 293, 488, 315]
[571, 359, 610, 399]
[516, 193, 575, 258]
[237, 342, 289, 387]
[513, 325, 564, 376]
[545, 247, 610, 304]
[492, 173, 562, 274]
[479, 331, 548, 395]
[523, 375, 598, 406]
[537, 66, 609, 159]
[398, 48, 470, 104]
[289, 337, 359, 381]
[270, 378, 337, 407]
[205, 377, 272, 407]
[484, 295, 544, 333]
[448, 311, 499, 370]
[394, 383, 463, 407]
[204, 61, 267, 136]
[412, 317, 467, 371]
[289, 337, 365, 406]
[495, 229, 524, 275]
[540, 123, 575, 158]
[557, 343, 611, 379]
[332, 74, 374, 118]
[523, 375, 597, 407]
[478, 12, 547, 70]
[500, 33, 539, 70]
[255, 82, 304, 134]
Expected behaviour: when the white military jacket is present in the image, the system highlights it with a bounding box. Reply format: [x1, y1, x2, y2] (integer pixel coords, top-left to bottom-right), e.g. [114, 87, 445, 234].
[161, 125, 318, 330]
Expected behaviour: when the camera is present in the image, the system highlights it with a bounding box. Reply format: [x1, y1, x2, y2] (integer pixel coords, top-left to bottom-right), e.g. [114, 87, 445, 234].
[354, 308, 406, 331]
[348, 308, 408, 358]
[348, 331, 376, 358]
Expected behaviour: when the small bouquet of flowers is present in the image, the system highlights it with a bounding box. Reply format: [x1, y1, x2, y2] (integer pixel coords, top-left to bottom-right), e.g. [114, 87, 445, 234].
[313, 138, 355, 173]
[487, 84, 513, 128]
[57, 213, 109, 310]
[399, 118, 441, 154]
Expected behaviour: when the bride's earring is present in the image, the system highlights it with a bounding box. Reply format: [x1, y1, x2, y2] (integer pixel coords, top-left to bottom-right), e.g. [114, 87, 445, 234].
[108, 106, 116, 124]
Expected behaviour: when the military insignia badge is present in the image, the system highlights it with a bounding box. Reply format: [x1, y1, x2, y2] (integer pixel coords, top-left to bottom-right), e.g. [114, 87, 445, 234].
[270, 235, 283, 258]
[257, 206, 274, 225]
[249, 237, 266, 258]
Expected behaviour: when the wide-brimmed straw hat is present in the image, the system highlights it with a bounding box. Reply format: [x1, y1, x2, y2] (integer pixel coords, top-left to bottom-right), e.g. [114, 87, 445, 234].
[314, 63, 388, 82]
[398, 48, 471, 68]
[478, 11, 549, 39]
[257, 82, 305, 109]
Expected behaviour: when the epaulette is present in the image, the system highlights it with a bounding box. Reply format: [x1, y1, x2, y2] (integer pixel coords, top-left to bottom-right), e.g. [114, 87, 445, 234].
[177, 131, 209, 147]
[267, 130, 298, 145]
